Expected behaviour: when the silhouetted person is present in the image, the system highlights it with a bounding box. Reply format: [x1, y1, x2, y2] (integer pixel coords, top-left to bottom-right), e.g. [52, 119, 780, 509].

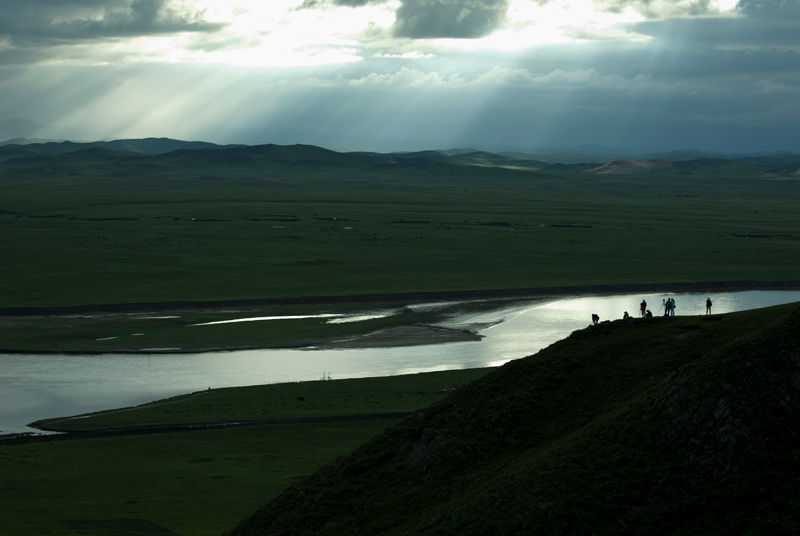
[706, 297, 712, 315]
[592, 313, 599, 325]
[645, 309, 652, 318]
[623, 311, 630, 319]
[670, 297, 676, 316]
[640, 299, 647, 317]
[664, 298, 671, 317]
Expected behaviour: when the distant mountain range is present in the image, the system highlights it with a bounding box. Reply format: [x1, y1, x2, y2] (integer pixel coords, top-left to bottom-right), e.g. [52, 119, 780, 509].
[0, 137, 242, 155]
[3, 118, 798, 164]
[1, 137, 799, 177]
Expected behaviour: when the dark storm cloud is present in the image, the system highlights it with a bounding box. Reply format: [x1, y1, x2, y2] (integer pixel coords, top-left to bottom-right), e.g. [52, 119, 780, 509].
[298, 0, 510, 39]
[632, 6, 800, 48]
[595, 0, 722, 19]
[738, 0, 800, 19]
[1, 0, 797, 153]
[392, 0, 510, 39]
[0, 0, 225, 44]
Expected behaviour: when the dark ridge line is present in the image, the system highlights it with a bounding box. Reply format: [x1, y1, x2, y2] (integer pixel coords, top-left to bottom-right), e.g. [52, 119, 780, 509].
[0, 413, 412, 446]
[2, 280, 799, 317]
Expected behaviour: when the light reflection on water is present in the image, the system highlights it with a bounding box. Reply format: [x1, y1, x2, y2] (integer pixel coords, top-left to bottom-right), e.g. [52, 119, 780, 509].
[1, 290, 799, 435]
[189, 312, 395, 326]
[190, 314, 342, 326]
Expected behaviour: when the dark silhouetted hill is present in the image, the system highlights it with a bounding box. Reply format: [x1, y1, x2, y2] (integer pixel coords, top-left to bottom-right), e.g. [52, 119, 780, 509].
[100, 137, 241, 154]
[227, 302, 800, 536]
[0, 138, 237, 159]
[0, 141, 557, 179]
[141, 143, 383, 169]
[2, 138, 798, 178]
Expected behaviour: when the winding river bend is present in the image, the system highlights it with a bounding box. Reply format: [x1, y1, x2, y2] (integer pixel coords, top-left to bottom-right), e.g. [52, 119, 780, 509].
[2, 290, 799, 435]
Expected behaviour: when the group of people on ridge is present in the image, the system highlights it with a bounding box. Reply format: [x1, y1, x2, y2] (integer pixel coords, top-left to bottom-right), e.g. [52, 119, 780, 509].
[606, 296, 714, 324]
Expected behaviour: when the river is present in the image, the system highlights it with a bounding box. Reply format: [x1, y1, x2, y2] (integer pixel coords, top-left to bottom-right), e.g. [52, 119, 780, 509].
[2, 290, 799, 435]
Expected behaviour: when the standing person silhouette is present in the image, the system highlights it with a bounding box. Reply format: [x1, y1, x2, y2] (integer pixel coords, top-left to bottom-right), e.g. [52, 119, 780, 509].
[664, 298, 671, 317]
[670, 297, 676, 316]
[640, 299, 647, 317]
[706, 297, 712, 315]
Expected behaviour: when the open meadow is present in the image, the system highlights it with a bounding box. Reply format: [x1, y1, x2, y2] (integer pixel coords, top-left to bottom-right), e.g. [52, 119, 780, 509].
[2, 145, 799, 351]
[1, 369, 491, 536]
[2, 145, 800, 535]
[3, 0, 799, 532]
[2, 147, 799, 309]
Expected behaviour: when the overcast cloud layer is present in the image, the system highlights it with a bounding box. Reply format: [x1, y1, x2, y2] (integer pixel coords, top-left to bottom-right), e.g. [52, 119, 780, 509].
[0, 0, 798, 152]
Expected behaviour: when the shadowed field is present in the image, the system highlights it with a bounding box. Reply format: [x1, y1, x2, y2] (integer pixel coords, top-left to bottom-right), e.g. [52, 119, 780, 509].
[2, 144, 800, 535]
[2, 144, 799, 351]
[2, 145, 799, 310]
[1, 369, 492, 536]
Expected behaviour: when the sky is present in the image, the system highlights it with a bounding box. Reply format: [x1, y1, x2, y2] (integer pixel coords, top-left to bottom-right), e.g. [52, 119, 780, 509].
[0, 0, 798, 152]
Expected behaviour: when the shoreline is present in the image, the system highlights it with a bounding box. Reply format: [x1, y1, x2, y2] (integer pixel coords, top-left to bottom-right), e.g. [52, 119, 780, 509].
[2, 279, 799, 317]
[4, 287, 800, 438]
[0, 413, 414, 446]
[0, 323, 485, 356]
[1, 280, 799, 355]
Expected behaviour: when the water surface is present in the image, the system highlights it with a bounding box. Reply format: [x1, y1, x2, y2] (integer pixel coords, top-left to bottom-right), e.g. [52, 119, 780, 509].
[2, 290, 798, 435]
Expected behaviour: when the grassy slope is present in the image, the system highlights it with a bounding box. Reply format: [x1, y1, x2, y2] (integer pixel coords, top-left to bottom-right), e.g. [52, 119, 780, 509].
[227, 302, 800, 536]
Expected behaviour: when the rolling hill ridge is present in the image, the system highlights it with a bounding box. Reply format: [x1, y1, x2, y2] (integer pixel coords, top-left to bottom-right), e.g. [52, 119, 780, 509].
[1, 139, 798, 177]
[227, 302, 800, 535]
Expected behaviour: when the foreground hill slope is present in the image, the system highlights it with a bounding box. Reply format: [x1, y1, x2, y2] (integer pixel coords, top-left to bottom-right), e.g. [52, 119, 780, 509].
[228, 302, 800, 535]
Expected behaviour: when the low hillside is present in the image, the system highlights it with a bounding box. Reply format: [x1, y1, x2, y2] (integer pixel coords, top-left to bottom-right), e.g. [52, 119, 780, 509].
[587, 158, 767, 176]
[589, 159, 674, 174]
[765, 165, 800, 177]
[227, 302, 800, 535]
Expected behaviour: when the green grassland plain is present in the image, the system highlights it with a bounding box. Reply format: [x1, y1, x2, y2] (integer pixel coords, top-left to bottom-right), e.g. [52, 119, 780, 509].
[3, 159, 799, 309]
[2, 421, 396, 536]
[3, 150, 799, 352]
[1, 369, 492, 536]
[2, 149, 800, 535]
